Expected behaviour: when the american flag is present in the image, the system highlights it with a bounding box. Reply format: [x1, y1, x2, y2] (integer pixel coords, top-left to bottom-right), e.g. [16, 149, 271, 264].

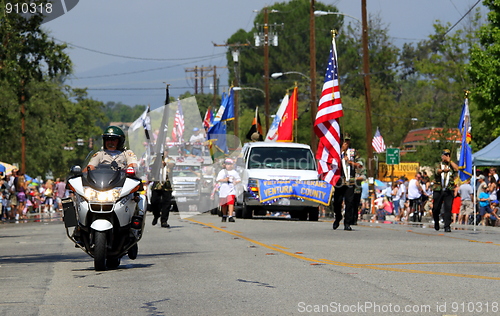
[314, 37, 344, 185]
[172, 99, 184, 142]
[372, 127, 386, 153]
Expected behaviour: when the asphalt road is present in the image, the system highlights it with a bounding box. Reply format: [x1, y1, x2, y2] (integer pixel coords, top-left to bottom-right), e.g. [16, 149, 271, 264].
[1, 212, 499, 316]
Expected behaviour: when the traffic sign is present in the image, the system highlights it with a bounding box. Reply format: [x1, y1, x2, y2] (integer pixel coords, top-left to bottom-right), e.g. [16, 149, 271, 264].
[386, 148, 400, 165]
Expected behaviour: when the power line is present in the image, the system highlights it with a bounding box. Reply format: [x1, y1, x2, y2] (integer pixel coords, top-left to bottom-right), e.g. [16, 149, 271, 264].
[54, 38, 226, 62]
[70, 54, 226, 79]
[442, 0, 482, 37]
[84, 88, 165, 90]
[80, 85, 231, 91]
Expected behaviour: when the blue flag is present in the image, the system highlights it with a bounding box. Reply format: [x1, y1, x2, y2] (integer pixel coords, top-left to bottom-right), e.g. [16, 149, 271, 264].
[458, 98, 472, 181]
[211, 88, 235, 124]
[221, 88, 235, 121]
[208, 120, 228, 154]
[207, 92, 230, 154]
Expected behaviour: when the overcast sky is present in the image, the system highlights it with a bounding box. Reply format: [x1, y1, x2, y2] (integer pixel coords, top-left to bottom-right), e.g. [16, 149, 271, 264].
[44, 0, 485, 106]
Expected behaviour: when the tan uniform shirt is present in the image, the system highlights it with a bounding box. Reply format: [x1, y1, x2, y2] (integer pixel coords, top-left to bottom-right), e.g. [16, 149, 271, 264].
[88, 149, 138, 170]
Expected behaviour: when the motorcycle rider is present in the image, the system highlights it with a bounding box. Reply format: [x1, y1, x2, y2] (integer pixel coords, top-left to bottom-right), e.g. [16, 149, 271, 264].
[86, 126, 138, 171]
[82, 126, 142, 262]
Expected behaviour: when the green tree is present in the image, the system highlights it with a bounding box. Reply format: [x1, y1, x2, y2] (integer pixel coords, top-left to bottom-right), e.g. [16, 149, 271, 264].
[103, 101, 146, 127]
[468, 0, 500, 148]
[63, 89, 106, 172]
[386, 11, 482, 160]
[0, 83, 104, 178]
[224, 0, 404, 155]
[225, 0, 344, 141]
[0, 0, 72, 173]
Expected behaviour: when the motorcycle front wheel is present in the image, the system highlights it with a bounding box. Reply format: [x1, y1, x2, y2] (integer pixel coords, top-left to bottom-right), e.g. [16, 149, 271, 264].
[106, 257, 120, 269]
[94, 231, 107, 271]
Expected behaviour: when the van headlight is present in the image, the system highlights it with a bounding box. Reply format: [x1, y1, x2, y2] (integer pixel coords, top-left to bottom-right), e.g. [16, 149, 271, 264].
[83, 187, 121, 203]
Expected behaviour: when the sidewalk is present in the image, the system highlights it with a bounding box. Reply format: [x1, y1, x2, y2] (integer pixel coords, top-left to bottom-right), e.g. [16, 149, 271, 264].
[1, 209, 63, 225]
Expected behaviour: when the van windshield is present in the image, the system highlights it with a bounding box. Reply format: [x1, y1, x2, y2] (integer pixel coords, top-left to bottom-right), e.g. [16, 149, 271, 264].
[248, 147, 316, 170]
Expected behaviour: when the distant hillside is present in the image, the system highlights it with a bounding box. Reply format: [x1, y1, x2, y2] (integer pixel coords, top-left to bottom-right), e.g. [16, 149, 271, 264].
[67, 60, 229, 109]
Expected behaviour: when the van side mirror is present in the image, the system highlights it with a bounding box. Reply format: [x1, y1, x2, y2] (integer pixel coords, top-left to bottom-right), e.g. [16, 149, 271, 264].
[236, 157, 244, 168]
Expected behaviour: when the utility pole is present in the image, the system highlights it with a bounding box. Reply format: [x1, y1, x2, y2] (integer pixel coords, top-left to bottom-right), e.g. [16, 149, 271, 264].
[233, 50, 240, 138]
[254, 8, 282, 134]
[20, 80, 26, 174]
[309, 0, 317, 153]
[185, 66, 215, 94]
[361, 0, 375, 213]
[185, 66, 198, 94]
[264, 7, 270, 132]
[200, 66, 204, 94]
[212, 65, 217, 108]
[361, 0, 373, 177]
[213, 42, 250, 137]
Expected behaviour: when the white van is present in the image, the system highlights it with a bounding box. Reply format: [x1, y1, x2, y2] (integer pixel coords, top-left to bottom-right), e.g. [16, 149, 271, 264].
[237, 142, 320, 220]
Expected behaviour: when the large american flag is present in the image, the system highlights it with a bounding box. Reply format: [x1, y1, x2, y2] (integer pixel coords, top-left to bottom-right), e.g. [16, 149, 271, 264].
[172, 99, 184, 142]
[314, 37, 344, 185]
[372, 127, 386, 153]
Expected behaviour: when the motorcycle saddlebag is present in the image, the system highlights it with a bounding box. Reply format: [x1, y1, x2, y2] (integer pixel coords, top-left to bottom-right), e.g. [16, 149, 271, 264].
[62, 198, 77, 228]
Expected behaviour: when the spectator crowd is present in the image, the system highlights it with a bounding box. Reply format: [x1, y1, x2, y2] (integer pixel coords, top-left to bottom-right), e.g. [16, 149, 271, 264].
[1, 169, 69, 222]
[365, 167, 500, 227]
[2, 163, 499, 228]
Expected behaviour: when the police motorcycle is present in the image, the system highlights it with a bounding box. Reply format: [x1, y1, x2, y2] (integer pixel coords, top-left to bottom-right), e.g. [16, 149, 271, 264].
[63, 160, 146, 271]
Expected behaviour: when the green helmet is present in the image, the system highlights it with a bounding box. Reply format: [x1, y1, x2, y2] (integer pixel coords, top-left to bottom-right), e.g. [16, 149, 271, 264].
[102, 126, 125, 150]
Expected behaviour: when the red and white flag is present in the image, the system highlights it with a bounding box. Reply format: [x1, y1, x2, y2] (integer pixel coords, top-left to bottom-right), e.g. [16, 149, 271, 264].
[372, 127, 386, 153]
[314, 36, 344, 186]
[265, 93, 289, 142]
[277, 86, 298, 142]
[203, 107, 212, 131]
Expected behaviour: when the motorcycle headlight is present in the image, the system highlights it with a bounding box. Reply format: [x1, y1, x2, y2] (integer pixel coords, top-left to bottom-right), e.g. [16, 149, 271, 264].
[83, 187, 121, 203]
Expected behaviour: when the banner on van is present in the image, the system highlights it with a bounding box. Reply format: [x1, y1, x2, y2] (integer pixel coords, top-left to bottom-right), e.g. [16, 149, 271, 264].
[258, 180, 333, 206]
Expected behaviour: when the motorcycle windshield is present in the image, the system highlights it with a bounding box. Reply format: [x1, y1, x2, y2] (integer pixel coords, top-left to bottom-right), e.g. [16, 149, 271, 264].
[82, 165, 126, 191]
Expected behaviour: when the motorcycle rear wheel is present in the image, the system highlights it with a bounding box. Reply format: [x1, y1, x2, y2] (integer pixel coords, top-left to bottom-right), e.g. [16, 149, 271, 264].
[94, 231, 107, 271]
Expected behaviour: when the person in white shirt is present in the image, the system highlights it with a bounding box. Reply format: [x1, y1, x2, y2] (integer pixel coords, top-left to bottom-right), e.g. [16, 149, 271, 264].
[189, 128, 206, 156]
[407, 172, 423, 222]
[216, 158, 241, 222]
[394, 179, 406, 221]
[490, 168, 499, 183]
[458, 178, 474, 225]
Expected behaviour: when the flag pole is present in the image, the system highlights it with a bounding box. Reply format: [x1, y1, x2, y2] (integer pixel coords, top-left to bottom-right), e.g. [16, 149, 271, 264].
[463, 90, 476, 231]
[294, 82, 298, 142]
[332, 30, 345, 139]
[314, 28, 345, 186]
[151, 84, 170, 181]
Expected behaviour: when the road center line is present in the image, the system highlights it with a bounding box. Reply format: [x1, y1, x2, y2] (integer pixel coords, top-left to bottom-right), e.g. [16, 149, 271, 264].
[187, 218, 500, 280]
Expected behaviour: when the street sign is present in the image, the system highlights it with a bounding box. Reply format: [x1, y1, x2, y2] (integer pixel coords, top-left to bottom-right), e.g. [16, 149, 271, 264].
[386, 148, 400, 165]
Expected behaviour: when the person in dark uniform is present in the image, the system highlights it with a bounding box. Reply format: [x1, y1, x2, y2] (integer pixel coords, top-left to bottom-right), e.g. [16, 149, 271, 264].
[332, 133, 363, 231]
[432, 149, 459, 232]
[151, 156, 175, 228]
[351, 155, 366, 225]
